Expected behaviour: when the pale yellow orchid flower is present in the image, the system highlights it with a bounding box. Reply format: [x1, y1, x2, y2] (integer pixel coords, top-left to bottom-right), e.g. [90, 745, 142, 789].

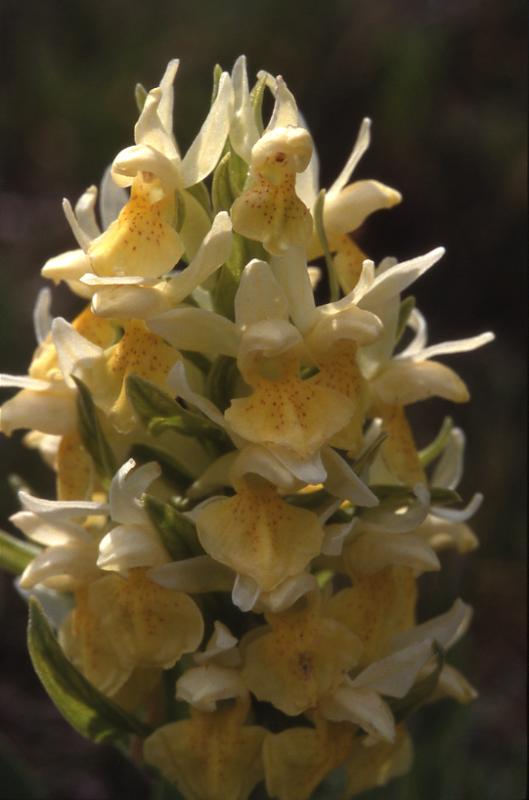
[144, 696, 266, 800]
[0, 296, 115, 438]
[51, 315, 180, 434]
[231, 75, 314, 254]
[43, 61, 234, 286]
[241, 590, 362, 716]
[300, 117, 402, 286]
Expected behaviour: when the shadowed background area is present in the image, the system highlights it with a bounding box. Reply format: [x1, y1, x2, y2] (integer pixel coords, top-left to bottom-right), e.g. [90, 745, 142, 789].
[0, 0, 526, 797]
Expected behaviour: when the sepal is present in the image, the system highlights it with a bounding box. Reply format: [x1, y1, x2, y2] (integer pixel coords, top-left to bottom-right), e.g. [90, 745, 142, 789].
[386, 642, 445, 723]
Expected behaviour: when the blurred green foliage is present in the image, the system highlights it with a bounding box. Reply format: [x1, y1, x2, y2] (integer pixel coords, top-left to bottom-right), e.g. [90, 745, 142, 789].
[0, 0, 526, 798]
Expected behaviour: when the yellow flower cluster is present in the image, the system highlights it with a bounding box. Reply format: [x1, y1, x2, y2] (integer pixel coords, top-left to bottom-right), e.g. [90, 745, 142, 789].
[0, 57, 493, 799]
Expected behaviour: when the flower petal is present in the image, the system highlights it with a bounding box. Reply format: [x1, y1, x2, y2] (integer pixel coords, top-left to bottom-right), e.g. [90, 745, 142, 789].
[358, 248, 445, 308]
[51, 317, 103, 389]
[263, 717, 354, 800]
[328, 117, 371, 197]
[18, 490, 108, 521]
[88, 174, 184, 279]
[143, 698, 265, 800]
[167, 360, 227, 430]
[97, 523, 168, 573]
[242, 598, 362, 715]
[344, 531, 440, 576]
[196, 481, 324, 592]
[372, 359, 470, 405]
[109, 459, 161, 525]
[327, 568, 417, 664]
[230, 444, 301, 492]
[100, 165, 128, 230]
[271, 246, 317, 334]
[180, 72, 234, 187]
[431, 492, 483, 522]
[350, 640, 435, 697]
[41, 248, 93, 289]
[149, 556, 234, 594]
[33, 288, 53, 345]
[431, 428, 465, 489]
[10, 511, 90, 546]
[176, 664, 246, 711]
[74, 185, 100, 240]
[321, 686, 395, 743]
[390, 598, 472, 653]
[412, 331, 495, 362]
[62, 198, 91, 251]
[322, 447, 378, 507]
[90, 569, 204, 671]
[19, 541, 99, 590]
[0, 387, 76, 436]
[344, 728, 413, 796]
[230, 55, 259, 163]
[164, 211, 233, 303]
[324, 179, 401, 237]
[150, 306, 240, 357]
[235, 259, 289, 328]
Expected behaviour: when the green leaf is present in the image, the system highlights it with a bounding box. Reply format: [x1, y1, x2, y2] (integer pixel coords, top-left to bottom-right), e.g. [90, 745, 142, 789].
[73, 377, 116, 482]
[250, 75, 267, 134]
[211, 63, 223, 104]
[211, 151, 234, 214]
[286, 489, 353, 523]
[127, 374, 183, 420]
[314, 189, 340, 302]
[300, 364, 320, 380]
[128, 444, 194, 492]
[126, 375, 230, 449]
[144, 495, 201, 560]
[419, 416, 454, 467]
[284, 488, 330, 510]
[185, 182, 212, 220]
[135, 82, 148, 112]
[386, 642, 445, 724]
[244, 238, 268, 262]
[351, 431, 389, 477]
[206, 355, 239, 412]
[0, 529, 39, 575]
[227, 148, 248, 197]
[27, 598, 152, 743]
[395, 295, 416, 344]
[328, 506, 354, 523]
[211, 231, 248, 320]
[430, 487, 462, 506]
[181, 350, 211, 375]
[369, 484, 418, 503]
[173, 190, 187, 233]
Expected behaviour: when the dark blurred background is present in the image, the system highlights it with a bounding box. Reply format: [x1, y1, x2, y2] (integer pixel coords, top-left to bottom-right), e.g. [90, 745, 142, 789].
[0, 1, 526, 798]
